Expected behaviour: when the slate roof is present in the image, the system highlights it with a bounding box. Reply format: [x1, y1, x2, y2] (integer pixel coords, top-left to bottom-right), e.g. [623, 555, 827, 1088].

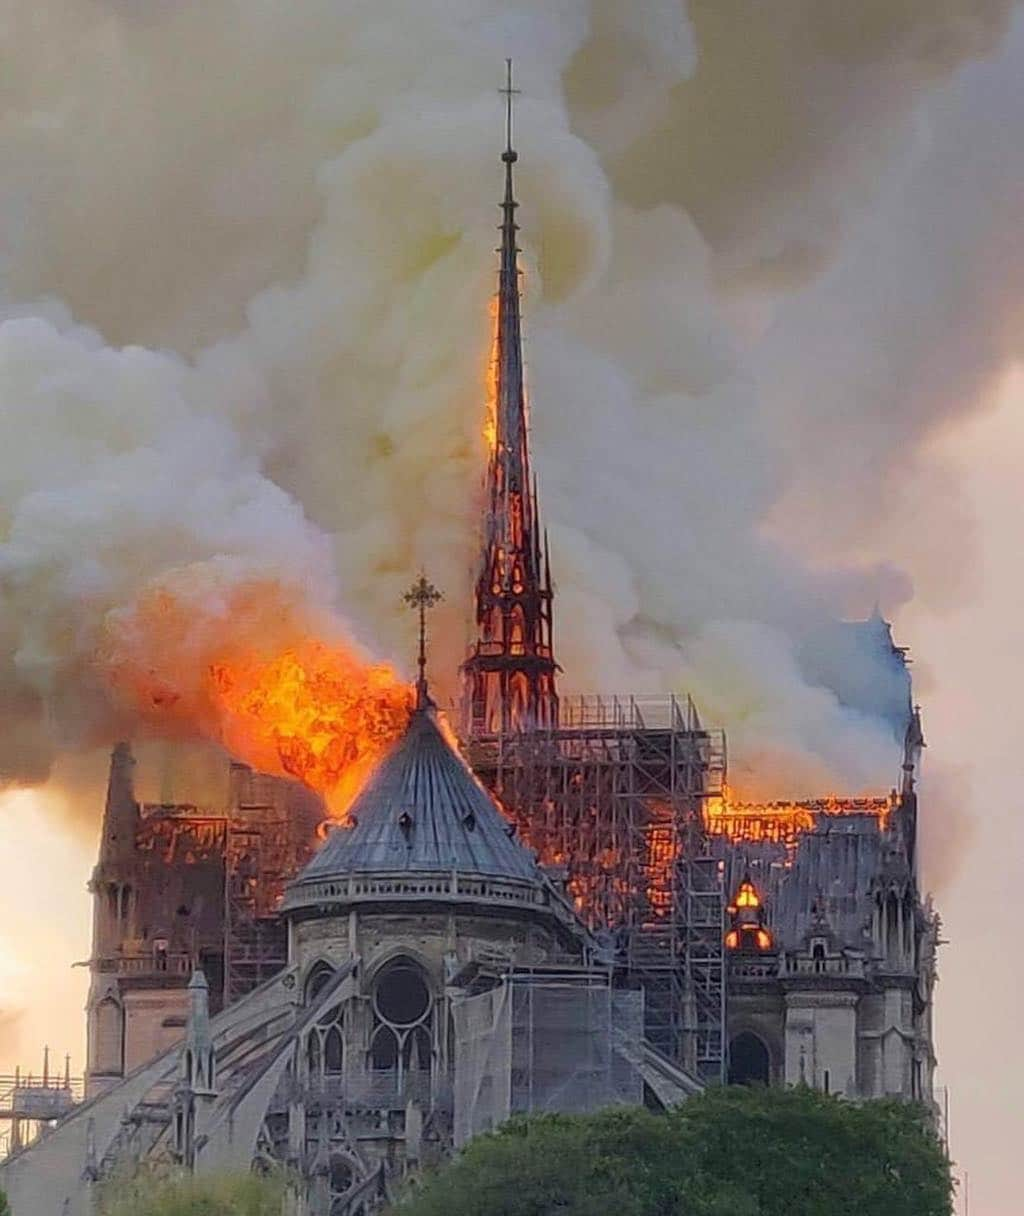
[288, 708, 541, 889]
[720, 814, 886, 951]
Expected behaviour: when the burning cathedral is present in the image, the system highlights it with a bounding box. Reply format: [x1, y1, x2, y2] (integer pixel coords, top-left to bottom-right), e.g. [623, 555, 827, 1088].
[0, 81, 938, 1216]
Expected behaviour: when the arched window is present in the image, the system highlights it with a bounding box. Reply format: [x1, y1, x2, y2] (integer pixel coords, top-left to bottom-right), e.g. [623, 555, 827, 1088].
[370, 1026, 399, 1071]
[728, 1032, 771, 1086]
[402, 1025, 431, 1073]
[305, 982, 345, 1086]
[370, 959, 433, 1087]
[307, 1031, 321, 1077]
[324, 1026, 344, 1075]
[509, 607, 526, 655]
[305, 962, 335, 1005]
[812, 942, 826, 973]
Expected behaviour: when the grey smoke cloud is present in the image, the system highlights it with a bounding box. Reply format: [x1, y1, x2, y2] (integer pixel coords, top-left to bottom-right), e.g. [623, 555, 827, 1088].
[0, 0, 1018, 799]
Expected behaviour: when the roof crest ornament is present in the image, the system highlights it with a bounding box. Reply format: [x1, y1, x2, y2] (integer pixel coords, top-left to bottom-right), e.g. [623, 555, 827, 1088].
[404, 574, 443, 710]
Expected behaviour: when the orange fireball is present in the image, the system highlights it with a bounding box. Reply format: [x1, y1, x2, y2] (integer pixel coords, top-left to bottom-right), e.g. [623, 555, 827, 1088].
[209, 642, 413, 817]
[99, 573, 414, 818]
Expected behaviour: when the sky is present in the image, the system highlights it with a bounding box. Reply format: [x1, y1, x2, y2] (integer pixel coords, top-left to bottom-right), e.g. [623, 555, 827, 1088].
[1, 3, 1023, 1212]
[906, 369, 1024, 1215]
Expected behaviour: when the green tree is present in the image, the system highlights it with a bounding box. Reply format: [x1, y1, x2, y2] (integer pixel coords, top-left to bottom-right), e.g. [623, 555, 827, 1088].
[390, 1088, 953, 1216]
[98, 1169, 286, 1216]
[0, 1188, 10, 1216]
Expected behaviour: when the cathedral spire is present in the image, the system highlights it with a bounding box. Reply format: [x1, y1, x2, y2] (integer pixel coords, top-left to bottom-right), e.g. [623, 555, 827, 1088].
[463, 61, 558, 737]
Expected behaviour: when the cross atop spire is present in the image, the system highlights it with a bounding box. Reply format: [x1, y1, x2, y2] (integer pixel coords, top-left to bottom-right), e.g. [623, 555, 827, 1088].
[501, 58, 520, 164]
[405, 575, 443, 710]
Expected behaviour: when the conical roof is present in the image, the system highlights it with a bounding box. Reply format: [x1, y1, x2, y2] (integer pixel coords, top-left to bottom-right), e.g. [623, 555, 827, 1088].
[282, 708, 548, 915]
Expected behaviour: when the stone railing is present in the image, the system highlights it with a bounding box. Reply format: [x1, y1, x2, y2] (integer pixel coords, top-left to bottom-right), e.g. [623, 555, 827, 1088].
[94, 952, 192, 977]
[781, 955, 865, 980]
[299, 1070, 452, 1110]
[284, 871, 548, 915]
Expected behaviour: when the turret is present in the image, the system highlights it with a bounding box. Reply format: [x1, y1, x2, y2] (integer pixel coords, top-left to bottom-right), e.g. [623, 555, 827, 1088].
[99, 742, 139, 869]
[91, 742, 140, 963]
[173, 970, 217, 1169]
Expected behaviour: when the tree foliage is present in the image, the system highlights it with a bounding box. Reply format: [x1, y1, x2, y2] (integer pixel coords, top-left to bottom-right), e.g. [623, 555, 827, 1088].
[97, 1169, 286, 1216]
[0, 1188, 10, 1216]
[391, 1087, 953, 1216]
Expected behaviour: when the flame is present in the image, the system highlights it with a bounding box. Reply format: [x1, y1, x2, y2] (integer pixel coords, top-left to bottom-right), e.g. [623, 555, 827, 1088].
[210, 642, 413, 815]
[705, 788, 894, 863]
[98, 571, 414, 817]
[484, 295, 499, 451]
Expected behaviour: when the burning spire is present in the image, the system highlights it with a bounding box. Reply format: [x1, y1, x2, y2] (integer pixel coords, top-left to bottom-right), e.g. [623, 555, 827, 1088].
[463, 61, 558, 736]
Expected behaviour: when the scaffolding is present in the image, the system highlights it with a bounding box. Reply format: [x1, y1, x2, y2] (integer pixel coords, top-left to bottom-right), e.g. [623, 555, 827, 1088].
[0, 1053, 83, 1158]
[222, 765, 326, 1006]
[223, 810, 290, 1006]
[465, 695, 727, 1083]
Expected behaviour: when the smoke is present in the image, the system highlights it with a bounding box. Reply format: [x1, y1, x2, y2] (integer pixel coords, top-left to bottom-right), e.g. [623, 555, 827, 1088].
[0, 0, 1020, 800]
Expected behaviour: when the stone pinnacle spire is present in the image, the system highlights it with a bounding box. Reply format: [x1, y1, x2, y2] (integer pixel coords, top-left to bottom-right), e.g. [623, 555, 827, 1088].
[463, 61, 558, 737]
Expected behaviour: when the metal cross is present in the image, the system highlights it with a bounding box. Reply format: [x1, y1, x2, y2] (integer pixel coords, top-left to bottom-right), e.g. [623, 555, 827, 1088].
[500, 58, 520, 155]
[404, 575, 443, 707]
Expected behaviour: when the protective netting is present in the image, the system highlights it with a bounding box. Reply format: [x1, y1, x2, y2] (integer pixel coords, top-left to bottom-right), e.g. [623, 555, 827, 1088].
[453, 970, 643, 1146]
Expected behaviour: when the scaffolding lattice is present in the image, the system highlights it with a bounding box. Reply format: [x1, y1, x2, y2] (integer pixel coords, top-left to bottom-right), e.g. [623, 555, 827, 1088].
[466, 695, 727, 1082]
[223, 813, 290, 1006]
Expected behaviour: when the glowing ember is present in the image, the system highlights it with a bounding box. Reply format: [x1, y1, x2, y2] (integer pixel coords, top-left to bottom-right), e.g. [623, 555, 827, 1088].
[210, 642, 413, 815]
[705, 790, 895, 862]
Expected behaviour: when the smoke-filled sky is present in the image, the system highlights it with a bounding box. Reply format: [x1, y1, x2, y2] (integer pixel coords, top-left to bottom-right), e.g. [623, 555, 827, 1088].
[0, 2, 1022, 1210]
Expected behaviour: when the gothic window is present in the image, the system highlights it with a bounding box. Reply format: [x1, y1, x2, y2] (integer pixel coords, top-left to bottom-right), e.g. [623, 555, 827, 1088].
[727, 1032, 770, 1086]
[324, 1026, 344, 1075]
[370, 959, 434, 1088]
[370, 1026, 399, 1071]
[509, 673, 529, 725]
[886, 893, 902, 964]
[402, 1025, 432, 1073]
[812, 942, 826, 973]
[305, 961, 335, 1005]
[305, 987, 345, 1086]
[509, 607, 525, 655]
[307, 1031, 321, 1076]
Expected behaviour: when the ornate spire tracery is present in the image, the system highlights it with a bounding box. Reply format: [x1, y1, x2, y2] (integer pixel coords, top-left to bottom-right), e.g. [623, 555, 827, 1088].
[463, 62, 558, 736]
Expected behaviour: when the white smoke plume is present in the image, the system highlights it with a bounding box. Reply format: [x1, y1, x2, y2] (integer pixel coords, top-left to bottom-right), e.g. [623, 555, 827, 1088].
[0, 0, 1019, 799]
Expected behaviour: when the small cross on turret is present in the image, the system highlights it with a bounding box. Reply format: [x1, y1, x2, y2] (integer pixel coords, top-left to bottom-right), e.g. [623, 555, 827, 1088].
[404, 575, 443, 709]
